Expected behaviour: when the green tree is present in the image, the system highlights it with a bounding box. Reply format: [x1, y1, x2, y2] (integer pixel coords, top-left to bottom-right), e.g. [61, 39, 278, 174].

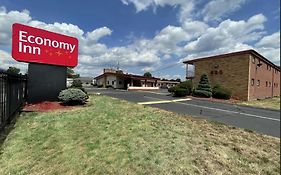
[197, 74, 212, 92]
[193, 74, 212, 98]
[67, 68, 80, 78]
[143, 72, 152, 77]
[7, 66, 20, 74]
[71, 79, 82, 88]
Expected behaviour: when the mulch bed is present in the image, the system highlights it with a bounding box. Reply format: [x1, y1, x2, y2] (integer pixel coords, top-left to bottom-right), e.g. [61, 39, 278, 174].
[23, 101, 73, 112]
[187, 96, 241, 104]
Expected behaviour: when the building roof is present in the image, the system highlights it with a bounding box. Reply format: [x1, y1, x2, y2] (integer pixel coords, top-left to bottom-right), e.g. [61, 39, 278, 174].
[157, 80, 180, 84]
[77, 77, 94, 82]
[94, 72, 160, 81]
[183, 49, 280, 71]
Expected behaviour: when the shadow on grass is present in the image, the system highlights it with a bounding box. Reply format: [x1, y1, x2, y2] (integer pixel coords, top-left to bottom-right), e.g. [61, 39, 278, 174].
[0, 111, 34, 150]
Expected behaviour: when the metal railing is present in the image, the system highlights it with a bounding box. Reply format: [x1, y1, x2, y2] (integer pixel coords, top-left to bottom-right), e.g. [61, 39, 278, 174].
[0, 70, 27, 130]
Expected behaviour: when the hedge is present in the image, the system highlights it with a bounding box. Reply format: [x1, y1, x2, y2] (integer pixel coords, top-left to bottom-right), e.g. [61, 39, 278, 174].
[212, 85, 232, 99]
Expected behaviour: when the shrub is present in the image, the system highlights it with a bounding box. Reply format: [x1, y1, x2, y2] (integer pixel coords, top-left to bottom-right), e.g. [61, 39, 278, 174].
[70, 79, 87, 94]
[97, 84, 103, 88]
[173, 88, 189, 97]
[212, 85, 232, 99]
[168, 86, 177, 93]
[106, 85, 113, 88]
[168, 80, 193, 96]
[193, 89, 212, 98]
[193, 74, 212, 98]
[58, 88, 88, 105]
[71, 79, 82, 88]
[177, 80, 193, 93]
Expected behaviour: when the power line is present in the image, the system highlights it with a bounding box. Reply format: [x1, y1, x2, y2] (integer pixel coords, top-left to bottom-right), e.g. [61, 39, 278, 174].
[151, 61, 182, 73]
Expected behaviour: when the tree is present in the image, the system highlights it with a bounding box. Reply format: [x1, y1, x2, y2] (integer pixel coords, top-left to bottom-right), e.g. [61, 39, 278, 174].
[143, 72, 152, 77]
[67, 67, 80, 78]
[71, 79, 83, 88]
[7, 66, 20, 74]
[175, 78, 181, 82]
[193, 74, 212, 98]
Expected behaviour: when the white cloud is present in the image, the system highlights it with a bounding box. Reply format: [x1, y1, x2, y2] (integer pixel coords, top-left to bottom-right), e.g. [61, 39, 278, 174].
[255, 31, 280, 64]
[184, 14, 267, 53]
[255, 31, 280, 48]
[201, 0, 246, 22]
[120, 0, 194, 22]
[0, 50, 28, 73]
[84, 27, 112, 44]
[0, 3, 280, 78]
[0, 7, 161, 76]
[0, 7, 31, 45]
[121, 0, 154, 12]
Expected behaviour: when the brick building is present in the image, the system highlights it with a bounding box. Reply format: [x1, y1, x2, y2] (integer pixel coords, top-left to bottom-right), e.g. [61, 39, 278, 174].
[183, 50, 280, 101]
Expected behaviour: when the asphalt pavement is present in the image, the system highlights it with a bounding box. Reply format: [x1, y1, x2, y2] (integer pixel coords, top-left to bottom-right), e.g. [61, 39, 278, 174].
[87, 88, 280, 137]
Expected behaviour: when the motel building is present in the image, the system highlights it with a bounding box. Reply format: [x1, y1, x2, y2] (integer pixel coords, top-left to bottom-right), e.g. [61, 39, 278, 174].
[95, 69, 159, 89]
[184, 49, 280, 101]
[95, 69, 179, 90]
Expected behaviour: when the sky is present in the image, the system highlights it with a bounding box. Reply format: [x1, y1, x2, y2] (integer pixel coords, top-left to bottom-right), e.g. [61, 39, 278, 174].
[0, 0, 280, 80]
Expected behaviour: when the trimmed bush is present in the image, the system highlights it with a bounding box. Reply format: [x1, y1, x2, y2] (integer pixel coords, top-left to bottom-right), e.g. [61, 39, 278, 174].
[173, 88, 189, 97]
[106, 85, 113, 88]
[212, 85, 232, 100]
[193, 74, 212, 98]
[58, 88, 88, 105]
[177, 80, 193, 93]
[193, 89, 212, 98]
[71, 79, 82, 88]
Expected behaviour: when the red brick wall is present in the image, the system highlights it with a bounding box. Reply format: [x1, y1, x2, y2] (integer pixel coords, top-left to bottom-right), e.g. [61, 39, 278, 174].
[273, 68, 280, 97]
[249, 55, 280, 100]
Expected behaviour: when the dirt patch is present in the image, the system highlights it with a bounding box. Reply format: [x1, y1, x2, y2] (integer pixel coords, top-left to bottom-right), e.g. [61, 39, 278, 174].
[23, 101, 73, 112]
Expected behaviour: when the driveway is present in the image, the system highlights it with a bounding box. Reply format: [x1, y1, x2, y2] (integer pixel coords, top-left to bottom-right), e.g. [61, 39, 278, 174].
[87, 88, 280, 137]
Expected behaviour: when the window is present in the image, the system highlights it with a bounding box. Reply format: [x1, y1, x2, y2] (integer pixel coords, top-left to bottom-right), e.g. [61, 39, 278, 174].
[269, 82, 271, 87]
[119, 81, 122, 85]
[251, 79, 254, 86]
[257, 80, 260, 86]
[266, 81, 268, 87]
[112, 81, 114, 85]
[219, 70, 223, 74]
[214, 70, 218, 75]
[210, 71, 213, 74]
[267, 65, 269, 70]
[107, 81, 109, 84]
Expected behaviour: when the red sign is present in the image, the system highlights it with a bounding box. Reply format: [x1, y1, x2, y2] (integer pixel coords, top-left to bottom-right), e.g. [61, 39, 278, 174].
[12, 23, 78, 67]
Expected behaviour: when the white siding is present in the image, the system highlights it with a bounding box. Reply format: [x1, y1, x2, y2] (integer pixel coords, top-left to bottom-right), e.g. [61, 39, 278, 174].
[106, 75, 117, 88]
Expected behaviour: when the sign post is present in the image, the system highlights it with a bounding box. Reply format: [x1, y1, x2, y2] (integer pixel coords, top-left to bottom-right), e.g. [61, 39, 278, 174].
[12, 23, 78, 103]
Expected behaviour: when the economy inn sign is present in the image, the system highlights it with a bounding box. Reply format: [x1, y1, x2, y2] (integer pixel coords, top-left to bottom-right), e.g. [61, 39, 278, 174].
[12, 23, 78, 67]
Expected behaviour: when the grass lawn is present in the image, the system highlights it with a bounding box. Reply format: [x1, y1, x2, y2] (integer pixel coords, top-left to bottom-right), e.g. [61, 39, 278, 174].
[238, 97, 280, 110]
[0, 95, 280, 174]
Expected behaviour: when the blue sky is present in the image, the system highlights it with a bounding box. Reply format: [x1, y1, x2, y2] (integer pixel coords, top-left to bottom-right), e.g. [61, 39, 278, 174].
[0, 0, 280, 79]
